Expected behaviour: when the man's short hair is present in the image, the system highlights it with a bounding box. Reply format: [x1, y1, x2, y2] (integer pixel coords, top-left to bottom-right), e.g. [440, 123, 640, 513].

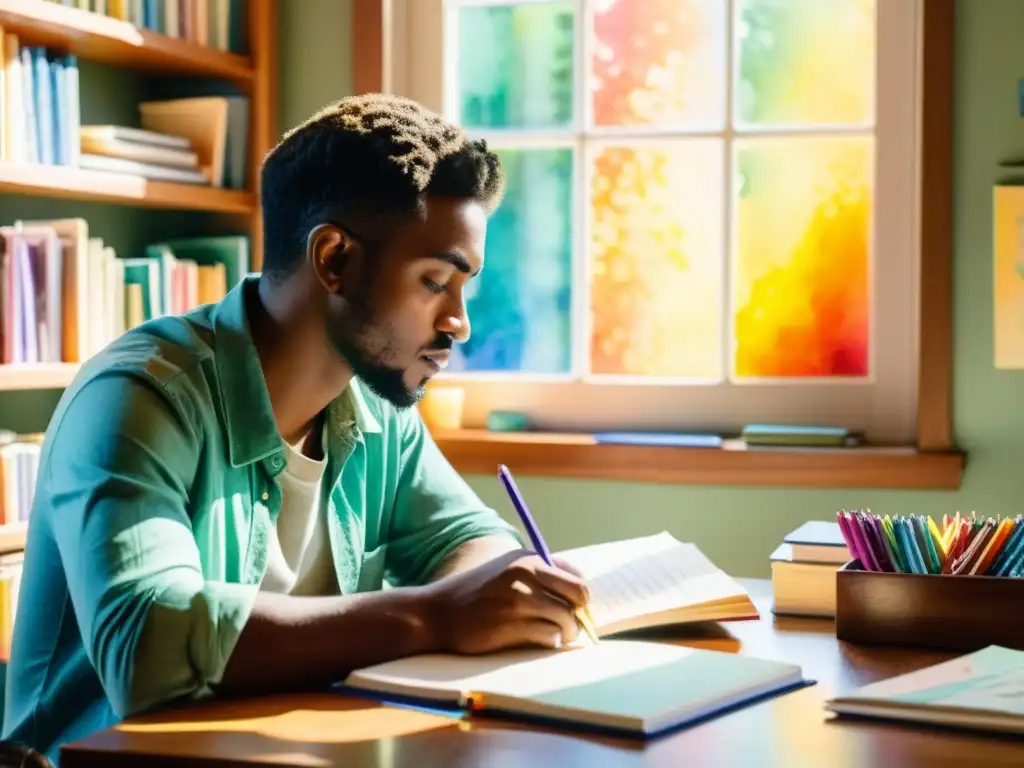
[259, 93, 505, 282]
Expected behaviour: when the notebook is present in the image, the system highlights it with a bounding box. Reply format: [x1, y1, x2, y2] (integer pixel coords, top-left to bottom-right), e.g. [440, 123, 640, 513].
[342, 640, 810, 737]
[553, 532, 759, 637]
[826, 645, 1024, 734]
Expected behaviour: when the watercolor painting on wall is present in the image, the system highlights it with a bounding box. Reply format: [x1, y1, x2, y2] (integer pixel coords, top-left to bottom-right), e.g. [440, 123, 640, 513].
[994, 185, 1024, 369]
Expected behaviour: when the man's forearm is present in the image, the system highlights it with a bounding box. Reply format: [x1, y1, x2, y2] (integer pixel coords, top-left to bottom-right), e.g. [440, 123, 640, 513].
[215, 586, 440, 695]
[428, 534, 522, 581]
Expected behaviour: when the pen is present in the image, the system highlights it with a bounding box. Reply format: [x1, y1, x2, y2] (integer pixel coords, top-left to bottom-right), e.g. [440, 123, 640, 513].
[497, 464, 600, 645]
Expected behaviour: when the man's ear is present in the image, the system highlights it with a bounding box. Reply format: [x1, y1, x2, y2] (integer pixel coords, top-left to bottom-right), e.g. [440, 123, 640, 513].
[306, 223, 351, 293]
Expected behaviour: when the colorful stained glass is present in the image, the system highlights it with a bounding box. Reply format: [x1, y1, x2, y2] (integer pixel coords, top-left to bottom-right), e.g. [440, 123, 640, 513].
[590, 0, 725, 129]
[589, 141, 724, 378]
[735, 0, 875, 127]
[732, 137, 872, 378]
[449, 147, 573, 374]
[457, 2, 575, 129]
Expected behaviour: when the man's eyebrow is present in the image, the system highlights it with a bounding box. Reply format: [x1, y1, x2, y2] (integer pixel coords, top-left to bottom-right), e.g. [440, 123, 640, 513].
[428, 252, 480, 276]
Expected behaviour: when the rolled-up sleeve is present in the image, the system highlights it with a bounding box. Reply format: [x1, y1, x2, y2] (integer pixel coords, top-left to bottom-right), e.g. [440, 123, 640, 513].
[385, 409, 521, 586]
[44, 372, 258, 718]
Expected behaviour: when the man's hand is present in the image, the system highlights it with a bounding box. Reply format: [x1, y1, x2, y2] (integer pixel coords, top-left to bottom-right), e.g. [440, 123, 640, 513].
[552, 556, 585, 580]
[423, 550, 590, 655]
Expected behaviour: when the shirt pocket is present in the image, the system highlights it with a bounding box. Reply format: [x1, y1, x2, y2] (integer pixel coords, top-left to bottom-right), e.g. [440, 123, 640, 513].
[356, 544, 388, 593]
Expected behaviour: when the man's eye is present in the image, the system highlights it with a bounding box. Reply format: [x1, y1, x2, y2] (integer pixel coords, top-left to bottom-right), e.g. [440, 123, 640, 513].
[422, 277, 446, 294]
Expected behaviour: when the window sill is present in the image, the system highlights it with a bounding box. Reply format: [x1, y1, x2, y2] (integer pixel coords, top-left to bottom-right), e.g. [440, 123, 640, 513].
[431, 430, 965, 490]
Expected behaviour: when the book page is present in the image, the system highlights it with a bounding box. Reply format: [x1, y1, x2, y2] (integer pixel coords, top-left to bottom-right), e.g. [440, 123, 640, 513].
[348, 640, 700, 699]
[556, 532, 751, 630]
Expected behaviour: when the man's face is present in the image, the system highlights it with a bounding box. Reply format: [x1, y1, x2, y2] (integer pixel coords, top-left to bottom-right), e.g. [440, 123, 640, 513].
[322, 196, 485, 408]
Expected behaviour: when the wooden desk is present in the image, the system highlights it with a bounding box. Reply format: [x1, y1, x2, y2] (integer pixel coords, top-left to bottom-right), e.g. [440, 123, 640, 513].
[61, 581, 1024, 767]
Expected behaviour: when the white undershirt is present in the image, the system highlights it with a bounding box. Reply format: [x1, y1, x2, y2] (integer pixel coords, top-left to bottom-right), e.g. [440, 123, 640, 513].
[259, 426, 339, 596]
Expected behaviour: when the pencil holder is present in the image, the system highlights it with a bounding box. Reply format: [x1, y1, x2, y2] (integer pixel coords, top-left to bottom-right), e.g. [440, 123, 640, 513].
[835, 560, 1024, 653]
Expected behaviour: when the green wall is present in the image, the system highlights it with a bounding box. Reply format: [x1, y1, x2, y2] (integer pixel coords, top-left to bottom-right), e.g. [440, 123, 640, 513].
[279, 0, 353, 131]
[0, 0, 1018, 579]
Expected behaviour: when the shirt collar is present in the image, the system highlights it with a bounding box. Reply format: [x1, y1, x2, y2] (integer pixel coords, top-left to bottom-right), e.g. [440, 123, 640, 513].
[346, 378, 382, 434]
[211, 277, 382, 468]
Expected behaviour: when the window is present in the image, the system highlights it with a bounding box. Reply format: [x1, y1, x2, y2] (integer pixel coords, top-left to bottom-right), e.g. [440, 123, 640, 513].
[392, 0, 922, 444]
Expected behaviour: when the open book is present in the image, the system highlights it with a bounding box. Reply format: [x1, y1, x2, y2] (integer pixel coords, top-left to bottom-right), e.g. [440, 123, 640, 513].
[554, 531, 759, 637]
[343, 640, 808, 737]
[826, 645, 1024, 734]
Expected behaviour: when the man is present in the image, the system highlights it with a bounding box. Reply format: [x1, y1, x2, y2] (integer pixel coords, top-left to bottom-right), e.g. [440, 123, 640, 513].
[2, 94, 589, 763]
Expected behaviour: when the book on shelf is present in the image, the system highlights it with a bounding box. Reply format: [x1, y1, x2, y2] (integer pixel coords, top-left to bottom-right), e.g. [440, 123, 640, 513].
[0, 433, 40, 527]
[0, 217, 249, 365]
[0, 551, 22, 658]
[46, 0, 249, 54]
[0, 30, 81, 167]
[0, 30, 250, 185]
[139, 96, 249, 189]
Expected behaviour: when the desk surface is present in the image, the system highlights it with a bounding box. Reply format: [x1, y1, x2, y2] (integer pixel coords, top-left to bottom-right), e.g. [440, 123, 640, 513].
[61, 580, 1024, 767]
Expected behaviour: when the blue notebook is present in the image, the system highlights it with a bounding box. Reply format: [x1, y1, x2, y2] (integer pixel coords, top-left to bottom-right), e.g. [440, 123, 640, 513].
[339, 641, 812, 738]
[594, 432, 723, 448]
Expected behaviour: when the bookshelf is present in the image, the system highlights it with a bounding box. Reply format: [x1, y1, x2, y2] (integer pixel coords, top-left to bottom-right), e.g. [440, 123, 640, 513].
[0, 0, 280, 548]
[0, 522, 26, 553]
[0, 162, 257, 213]
[0, 0, 254, 82]
[0, 363, 77, 391]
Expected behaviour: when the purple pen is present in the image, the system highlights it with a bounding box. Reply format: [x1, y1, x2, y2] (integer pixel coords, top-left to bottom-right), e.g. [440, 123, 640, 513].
[498, 464, 553, 564]
[497, 464, 601, 644]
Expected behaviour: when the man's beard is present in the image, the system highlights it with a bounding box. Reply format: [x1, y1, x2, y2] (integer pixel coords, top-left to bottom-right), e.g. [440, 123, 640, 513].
[327, 310, 426, 409]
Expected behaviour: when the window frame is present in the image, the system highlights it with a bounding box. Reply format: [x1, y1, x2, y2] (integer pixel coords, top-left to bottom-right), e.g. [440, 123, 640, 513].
[351, 0, 959, 489]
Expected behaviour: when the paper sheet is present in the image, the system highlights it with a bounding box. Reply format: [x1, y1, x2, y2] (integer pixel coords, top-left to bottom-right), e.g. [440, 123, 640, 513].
[556, 532, 747, 628]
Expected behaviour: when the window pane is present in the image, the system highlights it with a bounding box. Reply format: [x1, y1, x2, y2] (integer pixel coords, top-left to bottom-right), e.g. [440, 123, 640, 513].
[456, 2, 575, 130]
[590, 0, 725, 129]
[732, 136, 872, 379]
[735, 0, 875, 128]
[450, 147, 573, 374]
[589, 141, 724, 379]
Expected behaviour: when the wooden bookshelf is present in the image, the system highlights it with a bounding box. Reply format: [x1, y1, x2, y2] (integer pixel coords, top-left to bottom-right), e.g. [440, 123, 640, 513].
[0, 364, 79, 391]
[0, 0, 254, 84]
[0, 163, 257, 213]
[0, 2, 280, 551]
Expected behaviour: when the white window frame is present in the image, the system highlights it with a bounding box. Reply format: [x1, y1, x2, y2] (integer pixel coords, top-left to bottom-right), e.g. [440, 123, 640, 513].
[385, 0, 922, 444]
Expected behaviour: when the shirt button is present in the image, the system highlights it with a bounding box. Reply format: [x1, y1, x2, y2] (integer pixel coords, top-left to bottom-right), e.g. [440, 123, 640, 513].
[261, 491, 269, 501]
[271, 456, 283, 470]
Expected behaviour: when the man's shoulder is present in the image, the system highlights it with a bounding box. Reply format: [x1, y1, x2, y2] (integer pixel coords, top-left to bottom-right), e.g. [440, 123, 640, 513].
[65, 308, 218, 409]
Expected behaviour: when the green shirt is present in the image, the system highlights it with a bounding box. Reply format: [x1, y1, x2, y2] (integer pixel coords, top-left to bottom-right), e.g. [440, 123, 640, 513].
[2, 277, 518, 764]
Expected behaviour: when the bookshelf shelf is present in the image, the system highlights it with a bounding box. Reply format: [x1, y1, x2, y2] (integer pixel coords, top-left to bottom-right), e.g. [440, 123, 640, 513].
[0, 0, 254, 84]
[0, 364, 78, 391]
[0, 163, 257, 213]
[0, 523, 27, 554]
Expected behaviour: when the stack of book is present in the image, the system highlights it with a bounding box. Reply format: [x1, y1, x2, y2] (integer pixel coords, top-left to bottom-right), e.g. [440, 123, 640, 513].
[79, 125, 208, 185]
[46, 0, 248, 53]
[770, 520, 850, 618]
[0, 216, 249, 365]
[0, 29, 81, 166]
[139, 97, 249, 189]
[79, 94, 249, 189]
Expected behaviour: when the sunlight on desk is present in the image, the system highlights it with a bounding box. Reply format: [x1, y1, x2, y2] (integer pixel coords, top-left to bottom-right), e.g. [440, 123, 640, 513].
[116, 693, 457, 744]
